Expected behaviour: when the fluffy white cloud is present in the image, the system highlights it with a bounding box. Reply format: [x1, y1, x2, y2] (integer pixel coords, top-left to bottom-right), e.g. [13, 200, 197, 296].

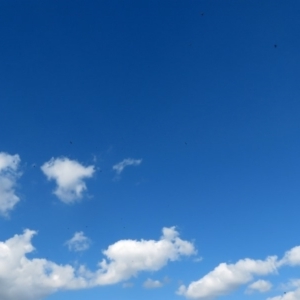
[0, 230, 88, 300]
[0, 152, 21, 216]
[245, 279, 272, 294]
[41, 157, 95, 203]
[93, 226, 196, 285]
[177, 256, 278, 300]
[112, 158, 142, 175]
[0, 227, 195, 300]
[65, 232, 91, 252]
[143, 278, 163, 289]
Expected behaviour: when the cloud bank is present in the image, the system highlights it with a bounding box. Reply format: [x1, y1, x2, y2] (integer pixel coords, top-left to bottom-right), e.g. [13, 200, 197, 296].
[41, 157, 95, 203]
[112, 158, 142, 175]
[0, 227, 195, 300]
[0, 152, 21, 216]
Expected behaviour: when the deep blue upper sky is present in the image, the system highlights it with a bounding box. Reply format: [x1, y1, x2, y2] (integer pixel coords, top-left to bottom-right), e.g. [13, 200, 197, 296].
[1, 1, 300, 300]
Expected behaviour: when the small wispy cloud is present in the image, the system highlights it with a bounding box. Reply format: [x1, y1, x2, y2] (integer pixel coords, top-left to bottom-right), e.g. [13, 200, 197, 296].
[112, 158, 142, 176]
[65, 231, 91, 252]
[41, 157, 95, 203]
[122, 282, 134, 288]
[279, 278, 300, 291]
[0, 152, 21, 217]
[143, 278, 163, 289]
[193, 257, 203, 263]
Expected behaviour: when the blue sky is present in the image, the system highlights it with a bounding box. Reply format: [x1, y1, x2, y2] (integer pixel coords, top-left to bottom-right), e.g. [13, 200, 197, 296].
[1, 0, 300, 299]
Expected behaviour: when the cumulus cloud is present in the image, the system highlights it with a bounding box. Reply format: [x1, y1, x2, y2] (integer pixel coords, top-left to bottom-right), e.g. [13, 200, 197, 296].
[143, 278, 163, 289]
[177, 256, 278, 300]
[0, 230, 88, 300]
[245, 279, 272, 294]
[93, 226, 196, 285]
[0, 152, 21, 216]
[112, 158, 142, 175]
[41, 157, 95, 203]
[65, 232, 91, 252]
[0, 227, 195, 300]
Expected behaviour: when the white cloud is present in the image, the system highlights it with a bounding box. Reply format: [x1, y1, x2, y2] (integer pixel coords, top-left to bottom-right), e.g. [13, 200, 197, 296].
[177, 243, 300, 300]
[279, 246, 300, 266]
[245, 279, 272, 294]
[93, 226, 196, 285]
[0, 152, 21, 216]
[112, 158, 142, 175]
[0, 230, 89, 300]
[0, 227, 195, 300]
[143, 278, 163, 289]
[65, 232, 91, 252]
[41, 157, 95, 203]
[177, 256, 278, 300]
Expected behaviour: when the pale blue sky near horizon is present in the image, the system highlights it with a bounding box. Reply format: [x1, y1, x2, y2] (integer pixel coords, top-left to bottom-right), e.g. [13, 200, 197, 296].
[1, 1, 300, 299]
